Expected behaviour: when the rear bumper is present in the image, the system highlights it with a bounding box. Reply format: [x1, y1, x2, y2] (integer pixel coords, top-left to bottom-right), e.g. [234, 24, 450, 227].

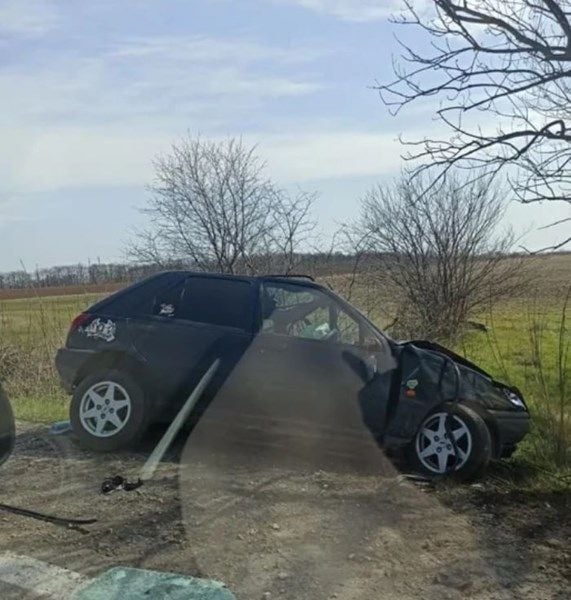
[55, 348, 96, 394]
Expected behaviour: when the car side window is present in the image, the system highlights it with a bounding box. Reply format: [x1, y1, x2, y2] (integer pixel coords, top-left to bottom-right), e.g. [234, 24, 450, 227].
[178, 277, 253, 331]
[261, 282, 362, 346]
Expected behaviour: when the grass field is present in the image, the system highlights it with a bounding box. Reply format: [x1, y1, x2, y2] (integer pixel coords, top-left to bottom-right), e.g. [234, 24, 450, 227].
[0, 282, 124, 301]
[0, 256, 569, 480]
[0, 293, 105, 422]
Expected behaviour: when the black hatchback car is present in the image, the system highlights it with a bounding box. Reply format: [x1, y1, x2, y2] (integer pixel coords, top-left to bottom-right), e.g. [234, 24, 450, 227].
[56, 272, 530, 479]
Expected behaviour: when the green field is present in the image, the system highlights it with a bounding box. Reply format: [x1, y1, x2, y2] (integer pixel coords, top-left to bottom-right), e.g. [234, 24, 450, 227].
[461, 299, 569, 471]
[0, 262, 569, 479]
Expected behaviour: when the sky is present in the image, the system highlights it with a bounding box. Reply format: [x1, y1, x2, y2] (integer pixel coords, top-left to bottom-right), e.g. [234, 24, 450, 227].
[0, 0, 569, 272]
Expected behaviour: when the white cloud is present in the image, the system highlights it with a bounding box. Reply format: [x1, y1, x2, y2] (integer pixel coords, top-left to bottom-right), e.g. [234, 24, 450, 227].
[0, 35, 322, 128]
[0, 126, 172, 193]
[0, 125, 403, 193]
[281, 0, 402, 22]
[0, 0, 58, 36]
[109, 35, 326, 65]
[104, 35, 324, 101]
[202, 68, 321, 98]
[0, 30, 331, 200]
[262, 131, 402, 181]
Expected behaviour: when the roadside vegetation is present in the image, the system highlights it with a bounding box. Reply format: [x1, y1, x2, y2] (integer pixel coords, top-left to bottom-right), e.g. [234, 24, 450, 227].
[342, 262, 570, 486]
[346, 174, 524, 341]
[0, 294, 100, 423]
[463, 295, 570, 482]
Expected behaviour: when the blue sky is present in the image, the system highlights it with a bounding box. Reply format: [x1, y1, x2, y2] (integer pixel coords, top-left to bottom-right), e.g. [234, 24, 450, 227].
[0, 0, 568, 271]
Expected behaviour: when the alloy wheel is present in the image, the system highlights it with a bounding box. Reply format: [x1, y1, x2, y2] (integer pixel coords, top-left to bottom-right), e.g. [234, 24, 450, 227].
[79, 381, 132, 438]
[415, 411, 473, 474]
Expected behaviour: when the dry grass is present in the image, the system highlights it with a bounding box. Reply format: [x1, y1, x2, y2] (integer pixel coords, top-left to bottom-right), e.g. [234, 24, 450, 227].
[0, 282, 124, 301]
[0, 293, 105, 422]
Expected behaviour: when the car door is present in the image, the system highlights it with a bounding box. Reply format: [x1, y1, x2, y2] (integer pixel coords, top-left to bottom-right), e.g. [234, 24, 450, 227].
[242, 281, 395, 440]
[129, 275, 256, 413]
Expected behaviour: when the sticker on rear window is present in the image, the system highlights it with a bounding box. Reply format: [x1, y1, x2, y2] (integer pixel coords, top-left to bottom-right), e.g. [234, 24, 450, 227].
[158, 303, 175, 317]
[80, 318, 116, 342]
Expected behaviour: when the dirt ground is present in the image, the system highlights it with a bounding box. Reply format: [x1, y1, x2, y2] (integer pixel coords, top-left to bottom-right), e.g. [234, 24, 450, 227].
[0, 419, 568, 600]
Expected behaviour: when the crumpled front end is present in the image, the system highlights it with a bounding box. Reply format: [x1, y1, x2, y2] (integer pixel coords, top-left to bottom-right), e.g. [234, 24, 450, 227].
[383, 340, 530, 453]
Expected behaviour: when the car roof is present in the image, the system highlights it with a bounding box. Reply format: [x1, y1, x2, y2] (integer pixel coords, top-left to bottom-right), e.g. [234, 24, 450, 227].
[158, 270, 323, 288]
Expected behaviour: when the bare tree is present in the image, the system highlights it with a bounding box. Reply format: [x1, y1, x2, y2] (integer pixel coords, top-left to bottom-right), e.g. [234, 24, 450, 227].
[353, 174, 524, 341]
[264, 190, 317, 274]
[127, 136, 315, 274]
[378, 0, 571, 249]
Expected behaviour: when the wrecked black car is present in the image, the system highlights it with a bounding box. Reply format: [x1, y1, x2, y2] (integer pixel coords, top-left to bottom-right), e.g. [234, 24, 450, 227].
[55, 272, 530, 479]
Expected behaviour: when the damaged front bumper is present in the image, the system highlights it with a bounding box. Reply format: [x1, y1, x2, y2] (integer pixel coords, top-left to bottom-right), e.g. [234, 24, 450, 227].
[486, 409, 530, 457]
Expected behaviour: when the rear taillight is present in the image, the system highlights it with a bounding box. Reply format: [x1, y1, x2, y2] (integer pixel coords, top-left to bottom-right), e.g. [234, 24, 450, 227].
[69, 313, 91, 334]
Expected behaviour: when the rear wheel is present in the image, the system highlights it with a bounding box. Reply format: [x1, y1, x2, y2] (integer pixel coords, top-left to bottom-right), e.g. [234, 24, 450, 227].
[70, 369, 149, 452]
[406, 403, 492, 481]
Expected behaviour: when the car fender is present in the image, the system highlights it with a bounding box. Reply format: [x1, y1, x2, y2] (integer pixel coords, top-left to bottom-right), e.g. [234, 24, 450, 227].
[383, 343, 449, 447]
[74, 350, 157, 396]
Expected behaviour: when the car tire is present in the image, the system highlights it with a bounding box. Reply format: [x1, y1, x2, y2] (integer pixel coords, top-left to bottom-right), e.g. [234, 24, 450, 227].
[70, 369, 149, 452]
[406, 403, 492, 481]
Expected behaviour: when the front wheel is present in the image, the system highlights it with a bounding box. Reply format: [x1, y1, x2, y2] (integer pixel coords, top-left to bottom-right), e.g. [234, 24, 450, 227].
[406, 403, 492, 481]
[70, 369, 149, 452]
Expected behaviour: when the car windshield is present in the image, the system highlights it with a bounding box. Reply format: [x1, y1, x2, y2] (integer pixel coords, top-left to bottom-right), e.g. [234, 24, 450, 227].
[0, 2, 568, 599]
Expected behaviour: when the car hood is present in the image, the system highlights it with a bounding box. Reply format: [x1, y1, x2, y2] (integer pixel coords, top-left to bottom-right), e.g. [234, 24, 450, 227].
[399, 339, 493, 377]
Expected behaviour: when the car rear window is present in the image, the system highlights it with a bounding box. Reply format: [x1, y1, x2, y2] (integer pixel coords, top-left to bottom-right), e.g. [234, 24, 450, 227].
[179, 277, 253, 331]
